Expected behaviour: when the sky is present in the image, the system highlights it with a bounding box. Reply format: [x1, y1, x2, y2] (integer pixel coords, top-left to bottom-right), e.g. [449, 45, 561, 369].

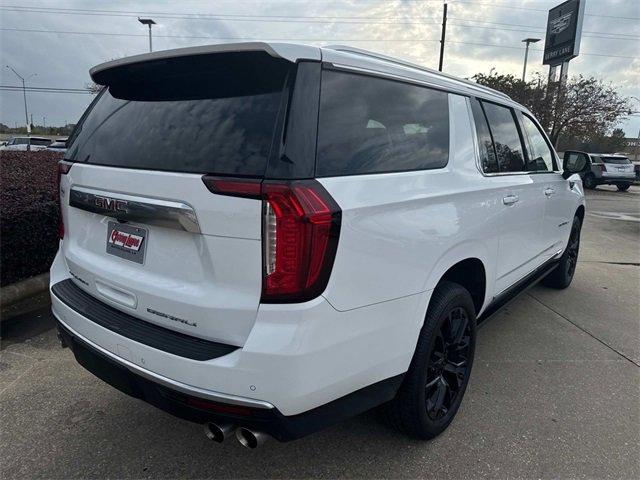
[0, 0, 638, 136]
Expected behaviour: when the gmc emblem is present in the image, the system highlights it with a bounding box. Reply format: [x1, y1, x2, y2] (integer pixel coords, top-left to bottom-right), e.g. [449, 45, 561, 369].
[95, 195, 128, 213]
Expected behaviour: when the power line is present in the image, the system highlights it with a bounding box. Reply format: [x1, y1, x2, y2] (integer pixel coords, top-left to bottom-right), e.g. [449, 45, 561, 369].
[448, 17, 640, 39]
[0, 84, 90, 92]
[0, 5, 636, 42]
[448, 0, 640, 20]
[1, 4, 438, 21]
[0, 6, 441, 25]
[0, 28, 439, 42]
[1, 27, 637, 60]
[447, 23, 640, 41]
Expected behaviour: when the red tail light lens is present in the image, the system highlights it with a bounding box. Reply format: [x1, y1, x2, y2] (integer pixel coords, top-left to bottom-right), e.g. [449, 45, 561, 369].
[202, 176, 341, 303]
[58, 162, 72, 239]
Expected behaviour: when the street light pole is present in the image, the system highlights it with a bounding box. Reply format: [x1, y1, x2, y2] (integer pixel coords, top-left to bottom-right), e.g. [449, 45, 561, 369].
[5, 65, 36, 134]
[521, 38, 541, 82]
[138, 18, 156, 52]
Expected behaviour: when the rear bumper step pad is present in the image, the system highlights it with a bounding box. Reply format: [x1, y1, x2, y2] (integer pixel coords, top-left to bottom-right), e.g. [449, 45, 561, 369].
[51, 279, 237, 361]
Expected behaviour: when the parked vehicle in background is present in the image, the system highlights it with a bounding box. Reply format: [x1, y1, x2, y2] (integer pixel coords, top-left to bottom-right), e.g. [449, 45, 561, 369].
[0, 136, 52, 151]
[51, 43, 586, 448]
[564, 151, 635, 191]
[46, 138, 68, 153]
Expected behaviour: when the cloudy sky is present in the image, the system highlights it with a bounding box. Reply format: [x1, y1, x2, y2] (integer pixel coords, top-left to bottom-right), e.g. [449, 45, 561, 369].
[1, 0, 638, 135]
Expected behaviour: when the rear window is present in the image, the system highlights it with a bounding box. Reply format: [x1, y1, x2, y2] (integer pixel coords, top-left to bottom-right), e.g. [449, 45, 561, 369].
[66, 52, 290, 176]
[316, 70, 449, 177]
[601, 156, 631, 165]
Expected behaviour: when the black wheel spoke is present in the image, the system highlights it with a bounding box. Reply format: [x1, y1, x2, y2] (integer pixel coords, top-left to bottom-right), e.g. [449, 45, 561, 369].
[424, 304, 473, 421]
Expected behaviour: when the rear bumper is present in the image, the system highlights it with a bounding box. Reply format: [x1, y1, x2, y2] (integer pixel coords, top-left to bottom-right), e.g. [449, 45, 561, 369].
[599, 173, 635, 183]
[56, 318, 402, 441]
[50, 249, 424, 430]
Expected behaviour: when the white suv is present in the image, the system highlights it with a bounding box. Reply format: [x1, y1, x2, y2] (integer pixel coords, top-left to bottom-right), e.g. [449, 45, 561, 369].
[50, 43, 586, 448]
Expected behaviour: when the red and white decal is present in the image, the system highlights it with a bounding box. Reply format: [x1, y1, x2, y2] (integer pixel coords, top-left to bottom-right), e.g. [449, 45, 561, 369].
[109, 229, 143, 251]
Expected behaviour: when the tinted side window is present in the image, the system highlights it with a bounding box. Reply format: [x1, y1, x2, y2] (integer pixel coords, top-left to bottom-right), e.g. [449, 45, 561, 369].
[317, 70, 449, 176]
[482, 102, 526, 172]
[521, 114, 555, 171]
[470, 99, 499, 173]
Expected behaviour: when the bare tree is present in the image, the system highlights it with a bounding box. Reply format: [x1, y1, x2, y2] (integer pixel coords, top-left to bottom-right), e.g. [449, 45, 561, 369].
[473, 71, 633, 147]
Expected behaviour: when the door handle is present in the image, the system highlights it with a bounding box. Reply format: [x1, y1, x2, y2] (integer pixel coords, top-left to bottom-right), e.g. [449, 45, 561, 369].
[502, 194, 519, 205]
[544, 188, 556, 197]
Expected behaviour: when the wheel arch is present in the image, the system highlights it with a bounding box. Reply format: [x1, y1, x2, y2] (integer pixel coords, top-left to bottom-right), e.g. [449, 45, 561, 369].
[424, 242, 492, 317]
[575, 204, 585, 223]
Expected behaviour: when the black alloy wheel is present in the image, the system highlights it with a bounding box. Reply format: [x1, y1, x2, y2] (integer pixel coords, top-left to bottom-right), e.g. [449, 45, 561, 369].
[425, 307, 472, 420]
[565, 220, 580, 279]
[387, 281, 476, 439]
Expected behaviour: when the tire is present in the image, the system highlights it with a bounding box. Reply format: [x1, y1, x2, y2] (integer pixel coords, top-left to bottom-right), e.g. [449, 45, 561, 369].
[583, 173, 597, 189]
[617, 183, 631, 192]
[543, 215, 582, 289]
[386, 281, 476, 439]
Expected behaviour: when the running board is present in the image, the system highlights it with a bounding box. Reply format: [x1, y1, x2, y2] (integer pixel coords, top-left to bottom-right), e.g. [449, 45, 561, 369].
[477, 258, 559, 325]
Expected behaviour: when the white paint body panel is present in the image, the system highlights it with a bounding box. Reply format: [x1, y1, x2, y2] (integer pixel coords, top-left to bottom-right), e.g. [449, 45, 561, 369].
[51, 45, 585, 417]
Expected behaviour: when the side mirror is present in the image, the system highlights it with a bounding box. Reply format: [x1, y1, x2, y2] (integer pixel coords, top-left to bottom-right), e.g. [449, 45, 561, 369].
[562, 154, 587, 180]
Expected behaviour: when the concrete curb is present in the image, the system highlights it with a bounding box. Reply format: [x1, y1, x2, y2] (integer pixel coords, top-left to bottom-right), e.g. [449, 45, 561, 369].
[0, 273, 50, 308]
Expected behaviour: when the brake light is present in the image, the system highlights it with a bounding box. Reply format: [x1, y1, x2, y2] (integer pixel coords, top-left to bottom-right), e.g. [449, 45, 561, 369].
[600, 163, 607, 172]
[58, 162, 72, 239]
[202, 176, 341, 303]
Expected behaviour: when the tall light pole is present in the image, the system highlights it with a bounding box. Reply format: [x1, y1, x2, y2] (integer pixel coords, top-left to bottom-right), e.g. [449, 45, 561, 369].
[521, 38, 541, 82]
[138, 17, 156, 52]
[5, 65, 36, 133]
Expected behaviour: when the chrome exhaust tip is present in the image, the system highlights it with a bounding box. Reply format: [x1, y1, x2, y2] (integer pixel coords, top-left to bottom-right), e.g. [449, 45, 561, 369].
[203, 422, 235, 443]
[235, 427, 270, 449]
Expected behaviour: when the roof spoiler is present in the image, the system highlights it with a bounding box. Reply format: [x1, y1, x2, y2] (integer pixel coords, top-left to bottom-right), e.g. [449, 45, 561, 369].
[90, 42, 321, 86]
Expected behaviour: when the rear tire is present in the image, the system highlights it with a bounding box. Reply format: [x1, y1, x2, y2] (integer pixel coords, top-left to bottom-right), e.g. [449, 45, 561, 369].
[543, 215, 582, 289]
[583, 173, 597, 189]
[617, 183, 631, 192]
[386, 281, 476, 439]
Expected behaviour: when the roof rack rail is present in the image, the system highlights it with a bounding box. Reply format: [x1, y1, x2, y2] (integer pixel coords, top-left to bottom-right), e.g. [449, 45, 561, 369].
[324, 45, 512, 101]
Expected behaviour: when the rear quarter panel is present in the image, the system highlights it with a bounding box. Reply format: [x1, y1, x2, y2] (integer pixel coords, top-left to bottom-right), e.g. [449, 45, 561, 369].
[319, 94, 498, 314]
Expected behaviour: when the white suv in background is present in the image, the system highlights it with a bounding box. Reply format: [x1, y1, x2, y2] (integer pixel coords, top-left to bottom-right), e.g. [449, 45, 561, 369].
[50, 43, 585, 448]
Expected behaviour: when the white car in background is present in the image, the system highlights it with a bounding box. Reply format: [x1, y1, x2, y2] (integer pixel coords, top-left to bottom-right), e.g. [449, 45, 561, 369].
[47, 138, 68, 153]
[0, 136, 52, 151]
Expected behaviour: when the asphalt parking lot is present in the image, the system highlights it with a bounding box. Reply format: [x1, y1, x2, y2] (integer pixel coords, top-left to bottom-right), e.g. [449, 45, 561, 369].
[1, 186, 639, 479]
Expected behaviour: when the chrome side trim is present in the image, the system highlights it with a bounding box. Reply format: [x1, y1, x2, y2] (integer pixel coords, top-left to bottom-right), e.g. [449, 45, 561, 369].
[54, 313, 275, 410]
[69, 186, 200, 233]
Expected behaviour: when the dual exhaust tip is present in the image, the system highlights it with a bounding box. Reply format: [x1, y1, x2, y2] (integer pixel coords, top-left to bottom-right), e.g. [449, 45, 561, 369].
[203, 422, 269, 449]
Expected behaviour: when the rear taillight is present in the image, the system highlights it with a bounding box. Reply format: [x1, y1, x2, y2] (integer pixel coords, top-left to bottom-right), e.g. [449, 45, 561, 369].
[57, 162, 72, 239]
[202, 176, 341, 303]
[600, 163, 607, 172]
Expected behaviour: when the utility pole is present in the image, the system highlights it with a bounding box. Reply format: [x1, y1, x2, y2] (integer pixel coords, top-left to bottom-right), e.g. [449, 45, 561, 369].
[138, 18, 156, 52]
[438, 3, 447, 72]
[521, 38, 540, 81]
[5, 66, 36, 135]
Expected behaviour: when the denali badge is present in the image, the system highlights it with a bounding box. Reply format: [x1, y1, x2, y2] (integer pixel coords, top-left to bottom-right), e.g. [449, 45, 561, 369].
[95, 195, 128, 213]
[147, 307, 197, 327]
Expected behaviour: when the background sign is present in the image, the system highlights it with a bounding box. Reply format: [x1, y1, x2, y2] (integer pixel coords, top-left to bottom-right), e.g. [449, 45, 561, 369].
[543, 0, 586, 66]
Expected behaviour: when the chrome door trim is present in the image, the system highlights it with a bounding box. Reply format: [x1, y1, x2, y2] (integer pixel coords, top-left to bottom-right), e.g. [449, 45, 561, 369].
[69, 186, 200, 233]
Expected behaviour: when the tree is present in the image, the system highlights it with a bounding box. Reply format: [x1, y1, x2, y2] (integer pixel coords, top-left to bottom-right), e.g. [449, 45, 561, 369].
[604, 128, 628, 152]
[473, 71, 632, 147]
[85, 82, 103, 94]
